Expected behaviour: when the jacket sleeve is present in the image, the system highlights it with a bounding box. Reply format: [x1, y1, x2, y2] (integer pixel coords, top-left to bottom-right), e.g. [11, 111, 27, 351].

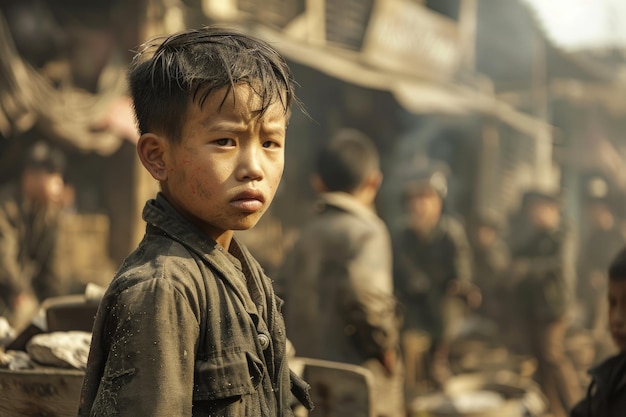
[343, 229, 399, 358]
[81, 279, 199, 417]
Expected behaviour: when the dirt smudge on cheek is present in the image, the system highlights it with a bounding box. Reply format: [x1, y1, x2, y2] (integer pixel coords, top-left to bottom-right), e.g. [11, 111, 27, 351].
[194, 179, 212, 200]
[188, 168, 202, 196]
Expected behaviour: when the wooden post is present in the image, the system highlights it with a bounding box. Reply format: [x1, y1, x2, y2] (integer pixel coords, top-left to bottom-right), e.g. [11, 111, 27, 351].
[476, 121, 500, 216]
[531, 31, 554, 191]
[129, 0, 162, 253]
[306, 0, 326, 45]
[459, 0, 477, 72]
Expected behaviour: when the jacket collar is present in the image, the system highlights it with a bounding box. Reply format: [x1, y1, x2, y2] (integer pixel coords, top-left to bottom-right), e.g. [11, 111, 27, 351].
[142, 194, 262, 316]
[317, 192, 379, 223]
[143, 193, 231, 256]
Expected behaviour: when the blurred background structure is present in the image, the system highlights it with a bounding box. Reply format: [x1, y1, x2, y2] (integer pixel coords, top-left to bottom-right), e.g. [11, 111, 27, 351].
[2, 0, 626, 415]
[2, 0, 626, 287]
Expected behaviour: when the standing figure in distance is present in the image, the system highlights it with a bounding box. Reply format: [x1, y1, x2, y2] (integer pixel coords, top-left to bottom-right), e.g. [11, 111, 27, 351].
[393, 166, 476, 393]
[79, 27, 313, 417]
[0, 140, 67, 328]
[279, 128, 405, 417]
[578, 176, 625, 338]
[510, 190, 582, 417]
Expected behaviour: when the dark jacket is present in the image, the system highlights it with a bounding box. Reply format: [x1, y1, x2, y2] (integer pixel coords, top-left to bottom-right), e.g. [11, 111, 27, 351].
[78, 194, 312, 417]
[279, 192, 399, 365]
[0, 182, 63, 314]
[571, 353, 626, 417]
[393, 215, 472, 337]
[512, 224, 573, 321]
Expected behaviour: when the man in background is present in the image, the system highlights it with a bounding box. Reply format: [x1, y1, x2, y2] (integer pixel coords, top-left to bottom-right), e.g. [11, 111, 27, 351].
[0, 140, 67, 328]
[280, 128, 404, 417]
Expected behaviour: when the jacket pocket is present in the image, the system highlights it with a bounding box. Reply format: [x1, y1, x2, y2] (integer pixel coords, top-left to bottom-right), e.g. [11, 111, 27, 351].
[193, 348, 264, 401]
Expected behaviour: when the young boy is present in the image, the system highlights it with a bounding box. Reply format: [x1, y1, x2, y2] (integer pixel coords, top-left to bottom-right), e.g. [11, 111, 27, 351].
[571, 247, 626, 417]
[278, 128, 404, 417]
[78, 27, 312, 416]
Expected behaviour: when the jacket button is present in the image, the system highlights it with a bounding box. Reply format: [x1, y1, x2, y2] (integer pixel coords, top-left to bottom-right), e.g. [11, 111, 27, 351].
[258, 333, 270, 350]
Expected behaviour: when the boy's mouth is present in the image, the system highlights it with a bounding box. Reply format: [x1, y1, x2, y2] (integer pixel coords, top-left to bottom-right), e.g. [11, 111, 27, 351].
[231, 190, 265, 212]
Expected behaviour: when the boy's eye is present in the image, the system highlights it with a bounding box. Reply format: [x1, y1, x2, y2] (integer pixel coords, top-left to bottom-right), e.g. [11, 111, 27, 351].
[262, 140, 280, 149]
[215, 138, 235, 146]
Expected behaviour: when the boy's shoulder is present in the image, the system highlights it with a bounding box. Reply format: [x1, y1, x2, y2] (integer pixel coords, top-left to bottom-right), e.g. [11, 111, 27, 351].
[108, 232, 204, 295]
[315, 192, 386, 231]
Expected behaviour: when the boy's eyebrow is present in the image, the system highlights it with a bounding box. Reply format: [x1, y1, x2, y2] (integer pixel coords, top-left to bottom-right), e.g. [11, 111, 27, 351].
[201, 119, 287, 133]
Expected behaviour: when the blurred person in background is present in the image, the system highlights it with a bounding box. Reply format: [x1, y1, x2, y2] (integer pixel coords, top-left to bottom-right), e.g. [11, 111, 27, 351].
[0, 140, 68, 328]
[509, 190, 583, 417]
[578, 176, 626, 343]
[393, 166, 478, 394]
[279, 128, 404, 417]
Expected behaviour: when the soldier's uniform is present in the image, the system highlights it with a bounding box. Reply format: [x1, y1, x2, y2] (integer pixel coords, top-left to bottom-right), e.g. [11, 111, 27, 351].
[394, 214, 473, 341]
[510, 191, 582, 417]
[393, 167, 474, 392]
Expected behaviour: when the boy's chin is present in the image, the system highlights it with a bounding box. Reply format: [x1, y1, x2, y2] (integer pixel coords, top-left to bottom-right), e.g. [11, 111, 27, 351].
[233, 216, 263, 231]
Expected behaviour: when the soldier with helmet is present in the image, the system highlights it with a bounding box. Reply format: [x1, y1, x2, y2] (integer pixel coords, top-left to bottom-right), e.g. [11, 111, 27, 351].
[393, 165, 477, 393]
[509, 189, 582, 417]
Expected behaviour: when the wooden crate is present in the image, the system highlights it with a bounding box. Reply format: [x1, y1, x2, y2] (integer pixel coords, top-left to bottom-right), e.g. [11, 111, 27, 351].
[0, 368, 84, 417]
[290, 357, 375, 417]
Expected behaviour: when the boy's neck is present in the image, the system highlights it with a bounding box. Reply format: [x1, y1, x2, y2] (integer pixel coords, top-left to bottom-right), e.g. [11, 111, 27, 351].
[215, 231, 234, 251]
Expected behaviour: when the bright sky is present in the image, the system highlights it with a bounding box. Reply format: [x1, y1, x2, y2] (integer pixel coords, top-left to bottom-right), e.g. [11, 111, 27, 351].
[524, 0, 626, 50]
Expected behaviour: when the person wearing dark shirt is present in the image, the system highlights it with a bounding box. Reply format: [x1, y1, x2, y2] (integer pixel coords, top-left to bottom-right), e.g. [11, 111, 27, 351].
[0, 140, 67, 327]
[571, 247, 626, 417]
[510, 190, 582, 417]
[393, 167, 477, 392]
[78, 27, 312, 416]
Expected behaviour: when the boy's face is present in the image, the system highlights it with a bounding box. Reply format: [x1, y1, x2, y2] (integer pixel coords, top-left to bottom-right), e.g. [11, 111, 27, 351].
[160, 84, 286, 247]
[608, 279, 626, 351]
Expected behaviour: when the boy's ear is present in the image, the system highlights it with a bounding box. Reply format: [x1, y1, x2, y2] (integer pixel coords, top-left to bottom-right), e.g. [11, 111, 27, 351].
[137, 133, 169, 181]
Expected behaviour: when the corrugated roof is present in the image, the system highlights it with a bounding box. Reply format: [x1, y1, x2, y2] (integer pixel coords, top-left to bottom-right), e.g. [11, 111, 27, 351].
[250, 24, 552, 138]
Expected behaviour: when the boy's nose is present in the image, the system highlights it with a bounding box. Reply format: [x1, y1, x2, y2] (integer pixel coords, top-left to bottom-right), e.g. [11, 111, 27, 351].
[238, 147, 264, 181]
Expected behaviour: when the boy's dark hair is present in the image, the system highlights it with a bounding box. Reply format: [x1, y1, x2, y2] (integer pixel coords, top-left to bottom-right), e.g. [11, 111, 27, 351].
[609, 247, 626, 281]
[128, 26, 297, 141]
[316, 128, 379, 193]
